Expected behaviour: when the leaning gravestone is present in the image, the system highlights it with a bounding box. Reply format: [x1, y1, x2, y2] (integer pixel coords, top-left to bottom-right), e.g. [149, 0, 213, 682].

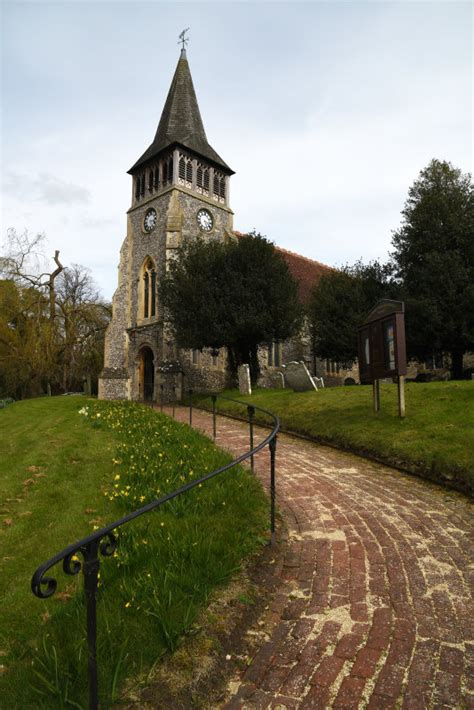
[283, 361, 318, 392]
[238, 364, 252, 396]
[273, 372, 285, 389]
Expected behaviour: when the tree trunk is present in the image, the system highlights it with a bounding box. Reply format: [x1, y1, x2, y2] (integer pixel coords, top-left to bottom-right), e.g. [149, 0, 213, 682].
[48, 250, 64, 321]
[450, 349, 464, 380]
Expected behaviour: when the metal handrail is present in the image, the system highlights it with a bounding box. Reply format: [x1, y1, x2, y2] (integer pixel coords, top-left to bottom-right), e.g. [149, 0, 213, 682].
[31, 393, 279, 710]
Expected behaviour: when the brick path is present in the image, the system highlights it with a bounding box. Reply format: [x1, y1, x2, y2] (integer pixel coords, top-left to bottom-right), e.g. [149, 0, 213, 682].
[167, 406, 473, 709]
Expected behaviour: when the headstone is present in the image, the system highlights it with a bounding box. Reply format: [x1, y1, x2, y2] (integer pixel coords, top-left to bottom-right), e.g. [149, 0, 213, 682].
[283, 361, 318, 392]
[273, 372, 285, 389]
[238, 364, 252, 396]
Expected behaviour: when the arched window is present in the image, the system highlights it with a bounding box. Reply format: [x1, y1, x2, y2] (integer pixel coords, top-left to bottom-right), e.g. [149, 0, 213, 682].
[150, 270, 156, 317]
[148, 170, 154, 193]
[143, 272, 149, 318]
[186, 160, 193, 184]
[140, 258, 157, 320]
[196, 163, 210, 195]
[178, 153, 193, 188]
[154, 165, 160, 190]
[162, 155, 173, 185]
[135, 176, 140, 201]
[179, 156, 186, 181]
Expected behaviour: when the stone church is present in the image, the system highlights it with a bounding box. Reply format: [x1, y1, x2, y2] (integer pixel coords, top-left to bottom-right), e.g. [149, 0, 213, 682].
[99, 48, 354, 402]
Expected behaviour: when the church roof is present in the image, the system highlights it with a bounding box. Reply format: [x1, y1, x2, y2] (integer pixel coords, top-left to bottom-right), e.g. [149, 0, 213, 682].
[275, 246, 332, 305]
[128, 50, 233, 175]
[233, 232, 332, 305]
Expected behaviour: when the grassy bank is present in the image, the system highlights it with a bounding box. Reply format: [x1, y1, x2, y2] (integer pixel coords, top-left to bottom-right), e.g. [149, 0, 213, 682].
[0, 397, 268, 707]
[195, 381, 474, 496]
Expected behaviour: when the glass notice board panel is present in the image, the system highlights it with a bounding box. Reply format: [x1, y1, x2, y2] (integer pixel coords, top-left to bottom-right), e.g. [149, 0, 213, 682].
[383, 321, 396, 371]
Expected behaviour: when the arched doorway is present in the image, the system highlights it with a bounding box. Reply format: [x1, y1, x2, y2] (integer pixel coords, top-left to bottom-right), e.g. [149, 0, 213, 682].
[138, 346, 154, 401]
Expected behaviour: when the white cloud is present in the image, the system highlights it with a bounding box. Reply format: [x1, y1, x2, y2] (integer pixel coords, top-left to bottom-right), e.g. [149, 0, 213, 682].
[3, 172, 90, 205]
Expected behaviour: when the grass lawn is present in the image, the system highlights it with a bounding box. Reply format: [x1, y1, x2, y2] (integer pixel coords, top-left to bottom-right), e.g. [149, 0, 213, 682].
[195, 381, 474, 496]
[0, 396, 268, 708]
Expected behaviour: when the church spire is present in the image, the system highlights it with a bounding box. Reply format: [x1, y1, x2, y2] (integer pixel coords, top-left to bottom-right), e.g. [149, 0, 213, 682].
[128, 49, 233, 175]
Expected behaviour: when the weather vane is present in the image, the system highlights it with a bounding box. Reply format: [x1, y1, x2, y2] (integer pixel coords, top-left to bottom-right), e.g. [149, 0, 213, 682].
[178, 28, 190, 50]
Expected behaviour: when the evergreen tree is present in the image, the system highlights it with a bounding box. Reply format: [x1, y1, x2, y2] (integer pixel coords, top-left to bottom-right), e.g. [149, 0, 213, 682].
[309, 260, 390, 365]
[391, 159, 474, 379]
[159, 232, 302, 383]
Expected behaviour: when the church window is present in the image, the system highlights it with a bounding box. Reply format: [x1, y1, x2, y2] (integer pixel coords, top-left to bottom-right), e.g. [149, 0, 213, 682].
[212, 170, 225, 203]
[268, 341, 281, 367]
[140, 174, 145, 197]
[135, 176, 140, 201]
[179, 156, 186, 181]
[186, 160, 193, 184]
[196, 163, 209, 195]
[150, 270, 156, 317]
[191, 349, 200, 365]
[148, 170, 154, 193]
[178, 153, 193, 188]
[140, 257, 157, 320]
[274, 342, 282, 367]
[162, 155, 173, 185]
[154, 166, 160, 190]
[143, 272, 149, 318]
[268, 342, 273, 367]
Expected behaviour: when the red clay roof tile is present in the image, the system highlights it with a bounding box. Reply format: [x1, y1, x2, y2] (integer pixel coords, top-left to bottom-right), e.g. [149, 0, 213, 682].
[232, 231, 332, 305]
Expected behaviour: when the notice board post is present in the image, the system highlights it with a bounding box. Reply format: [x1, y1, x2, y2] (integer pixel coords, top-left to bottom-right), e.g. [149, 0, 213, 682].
[358, 300, 407, 418]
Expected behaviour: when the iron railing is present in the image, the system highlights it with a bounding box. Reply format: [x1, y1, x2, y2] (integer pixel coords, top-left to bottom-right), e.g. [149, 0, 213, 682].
[31, 393, 279, 710]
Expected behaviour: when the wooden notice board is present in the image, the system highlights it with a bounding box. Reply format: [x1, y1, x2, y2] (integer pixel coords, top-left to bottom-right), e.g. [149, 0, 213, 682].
[358, 300, 407, 416]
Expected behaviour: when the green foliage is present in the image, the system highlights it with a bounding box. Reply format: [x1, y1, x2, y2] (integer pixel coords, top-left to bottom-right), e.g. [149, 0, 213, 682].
[198, 383, 474, 494]
[309, 260, 390, 364]
[391, 159, 474, 378]
[159, 232, 302, 382]
[0, 397, 268, 707]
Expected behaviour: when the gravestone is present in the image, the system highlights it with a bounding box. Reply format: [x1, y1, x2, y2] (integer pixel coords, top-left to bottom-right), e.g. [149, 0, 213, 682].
[238, 364, 252, 396]
[283, 361, 318, 392]
[273, 372, 285, 388]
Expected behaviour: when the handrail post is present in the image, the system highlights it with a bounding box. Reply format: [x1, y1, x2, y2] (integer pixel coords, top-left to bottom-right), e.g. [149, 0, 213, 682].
[269, 435, 277, 546]
[160, 384, 164, 412]
[83, 541, 100, 710]
[211, 395, 217, 440]
[189, 389, 193, 425]
[248, 405, 255, 472]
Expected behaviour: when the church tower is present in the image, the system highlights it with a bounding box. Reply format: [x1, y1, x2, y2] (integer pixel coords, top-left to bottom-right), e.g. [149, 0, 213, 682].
[99, 45, 234, 401]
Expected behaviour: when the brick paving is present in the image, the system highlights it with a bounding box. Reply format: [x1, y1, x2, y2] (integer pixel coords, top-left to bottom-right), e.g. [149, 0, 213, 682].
[167, 406, 473, 709]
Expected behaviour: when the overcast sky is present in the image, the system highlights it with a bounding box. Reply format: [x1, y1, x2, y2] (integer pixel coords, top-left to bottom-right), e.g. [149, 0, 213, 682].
[1, 0, 472, 299]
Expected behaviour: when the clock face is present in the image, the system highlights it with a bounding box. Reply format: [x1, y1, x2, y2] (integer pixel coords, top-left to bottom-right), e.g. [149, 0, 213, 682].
[143, 208, 157, 232]
[197, 208, 213, 232]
